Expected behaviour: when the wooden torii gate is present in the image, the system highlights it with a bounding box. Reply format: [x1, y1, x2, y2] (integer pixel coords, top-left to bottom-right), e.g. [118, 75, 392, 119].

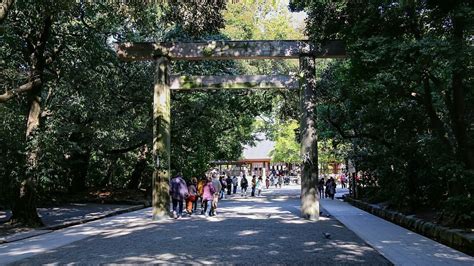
[116, 40, 345, 221]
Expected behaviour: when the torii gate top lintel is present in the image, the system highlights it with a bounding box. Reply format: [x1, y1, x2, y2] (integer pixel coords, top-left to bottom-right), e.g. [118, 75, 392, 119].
[116, 39, 345, 61]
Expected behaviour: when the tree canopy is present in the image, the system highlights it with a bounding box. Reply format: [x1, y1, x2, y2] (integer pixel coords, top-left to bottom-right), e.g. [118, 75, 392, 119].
[0, 0, 299, 225]
[292, 0, 473, 226]
[1, 0, 472, 228]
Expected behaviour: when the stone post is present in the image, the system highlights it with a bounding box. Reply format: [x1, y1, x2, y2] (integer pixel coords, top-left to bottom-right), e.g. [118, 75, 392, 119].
[299, 56, 319, 220]
[152, 57, 171, 220]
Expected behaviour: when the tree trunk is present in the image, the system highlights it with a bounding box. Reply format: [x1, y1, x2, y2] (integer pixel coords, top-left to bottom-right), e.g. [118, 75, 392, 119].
[128, 145, 148, 190]
[0, 0, 14, 24]
[450, 17, 473, 170]
[11, 179, 42, 226]
[69, 150, 91, 193]
[421, 75, 453, 153]
[100, 155, 119, 188]
[11, 86, 43, 226]
[9, 12, 52, 226]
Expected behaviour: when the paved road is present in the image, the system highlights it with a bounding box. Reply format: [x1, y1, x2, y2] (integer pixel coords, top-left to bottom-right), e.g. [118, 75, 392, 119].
[2, 185, 389, 265]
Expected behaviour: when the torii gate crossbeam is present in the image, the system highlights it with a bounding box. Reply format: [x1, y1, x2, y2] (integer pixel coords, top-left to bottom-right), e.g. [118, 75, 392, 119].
[116, 40, 346, 221]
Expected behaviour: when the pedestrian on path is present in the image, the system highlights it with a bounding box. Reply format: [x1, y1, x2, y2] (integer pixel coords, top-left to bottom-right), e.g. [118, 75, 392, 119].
[256, 176, 263, 196]
[197, 176, 206, 211]
[169, 173, 188, 219]
[240, 175, 248, 197]
[211, 174, 222, 216]
[318, 178, 325, 199]
[201, 177, 215, 216]
[186, 177, 198, 215]
[219, 176, 227, 200]
[251, 175, 257, 197]
[277, 175, 283, 188]
[232, 176, 238, 194]
[226, 175, 233, 195]
[340, 174, 346, 189]
[265, 177, 270, 189]
[326, 177, 336, 200]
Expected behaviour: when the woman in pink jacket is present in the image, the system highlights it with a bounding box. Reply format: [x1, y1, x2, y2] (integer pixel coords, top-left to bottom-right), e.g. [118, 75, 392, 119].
[201, 177, 215, 216]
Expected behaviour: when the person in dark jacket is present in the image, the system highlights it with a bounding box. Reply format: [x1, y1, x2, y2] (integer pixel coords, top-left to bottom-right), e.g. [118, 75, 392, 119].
[318, 178, 325, 199]
[169, 173, 188, 219]
[226, 175, 233, 195]
[326, 177, 336, 200]
[240, 175, 248, 197]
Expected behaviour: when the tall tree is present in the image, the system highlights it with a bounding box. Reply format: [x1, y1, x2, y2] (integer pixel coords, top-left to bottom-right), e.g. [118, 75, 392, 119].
[292, 0, 473, 225]
[1, 0, 164, 225]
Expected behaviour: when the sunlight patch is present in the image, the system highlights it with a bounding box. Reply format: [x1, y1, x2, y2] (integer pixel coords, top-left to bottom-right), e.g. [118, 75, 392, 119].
[237, 230, 260, 236]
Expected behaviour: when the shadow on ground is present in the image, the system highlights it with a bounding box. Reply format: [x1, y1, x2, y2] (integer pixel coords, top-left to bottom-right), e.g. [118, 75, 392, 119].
[8, 193, 391, 265]
[0, 204, 141, 240]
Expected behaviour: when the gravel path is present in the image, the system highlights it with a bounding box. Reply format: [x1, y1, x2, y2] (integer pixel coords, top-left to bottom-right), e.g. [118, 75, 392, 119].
[8, 187, 390, 265]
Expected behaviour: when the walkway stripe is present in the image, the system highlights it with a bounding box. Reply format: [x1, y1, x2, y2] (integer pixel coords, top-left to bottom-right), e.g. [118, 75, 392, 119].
[321, 198, 474, 266]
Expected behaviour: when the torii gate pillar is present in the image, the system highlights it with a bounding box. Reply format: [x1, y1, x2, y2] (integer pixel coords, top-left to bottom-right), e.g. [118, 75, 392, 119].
[299, 56, 319, 220]
[152, 57, 171, 219]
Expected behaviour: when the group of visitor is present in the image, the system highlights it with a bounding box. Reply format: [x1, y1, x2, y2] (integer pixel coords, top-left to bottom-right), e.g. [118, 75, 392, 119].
[168, 171, 288, 219]
[317, 177, 337, 200]
[217, 175, 239, 199]
[316, 173, 349, 200]
[168, 173, 220, 219]
[170, 170, 350, 219]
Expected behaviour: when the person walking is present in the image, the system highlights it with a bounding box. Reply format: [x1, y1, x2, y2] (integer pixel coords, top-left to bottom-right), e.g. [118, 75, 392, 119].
[185, 177, 198, 215]
[197, 176, 206, 212]
[340, 174, 346, 189]
[232, 176, 238, 194]
[318, 178, 325, 199]
[211, 174, 222, 216]
[169, 173, 188, 219]
[265, 177, 270, 189]
[201, 177, 215, 216]
[277, 175, 283, 188]
[226, 175, 233, 196]
[251, 175, 257, 197]
[256, 176, 263, 196]
[326, 177, 336, 200]
[240, 175, 248, 197]
[219, 176, 226, 200]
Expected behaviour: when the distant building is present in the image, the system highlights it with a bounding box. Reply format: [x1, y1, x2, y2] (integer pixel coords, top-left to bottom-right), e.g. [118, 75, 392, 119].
[211, 133, 299, 177]
[240, 133, 274, 177]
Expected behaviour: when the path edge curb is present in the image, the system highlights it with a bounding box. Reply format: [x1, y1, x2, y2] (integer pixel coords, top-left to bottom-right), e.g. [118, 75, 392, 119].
[345, 197, 474, 256]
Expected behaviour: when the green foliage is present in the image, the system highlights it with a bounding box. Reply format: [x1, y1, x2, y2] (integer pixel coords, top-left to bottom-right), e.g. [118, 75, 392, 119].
[270, 120, 300, 163]
[295, 0, 474, 226]
[223, 0, 303, 77]
[164, 0, 226, 38]
[0, 0, 279, 213]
